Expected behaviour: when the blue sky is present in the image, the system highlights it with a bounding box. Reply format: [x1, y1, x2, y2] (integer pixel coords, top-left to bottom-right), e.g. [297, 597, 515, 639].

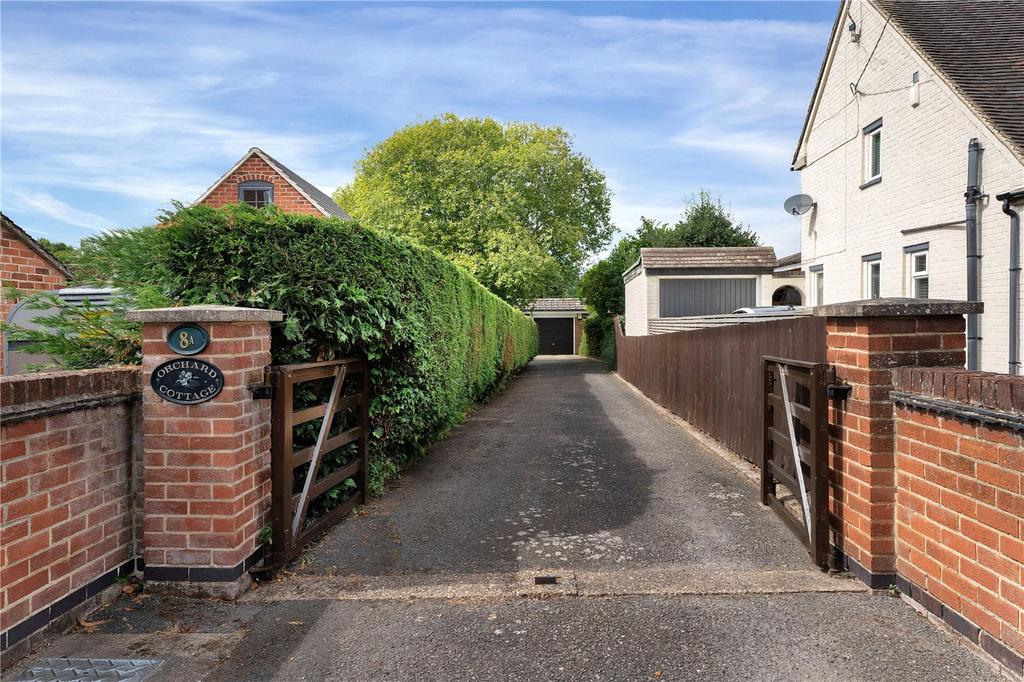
[1, 1, 837, 258]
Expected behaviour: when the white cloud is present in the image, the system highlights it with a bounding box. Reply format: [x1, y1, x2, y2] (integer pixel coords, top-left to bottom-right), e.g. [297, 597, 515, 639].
[9, 191, 115, 232]
[0, 1, 830, 249]
[671, 129, 796, 168]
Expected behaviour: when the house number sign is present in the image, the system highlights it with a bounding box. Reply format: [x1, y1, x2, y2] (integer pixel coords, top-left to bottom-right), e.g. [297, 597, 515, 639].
[167, 324, 209, 355]
[151, 358, 224, 405]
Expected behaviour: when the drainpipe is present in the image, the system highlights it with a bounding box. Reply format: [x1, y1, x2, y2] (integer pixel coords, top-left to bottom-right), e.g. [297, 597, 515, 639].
[997, 189, 1024, 375]
[965, 139, 983, 370]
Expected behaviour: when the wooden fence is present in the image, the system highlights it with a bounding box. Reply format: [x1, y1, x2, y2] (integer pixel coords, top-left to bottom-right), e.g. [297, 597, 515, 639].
[647, 308, 811, 334]
[615, 316, 826, 465]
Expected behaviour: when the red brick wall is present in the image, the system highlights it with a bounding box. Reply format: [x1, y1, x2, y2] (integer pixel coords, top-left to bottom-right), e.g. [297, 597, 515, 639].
[140, 321, 272, 577]
[0, 368, 141, 648]
[892, 367, 1024, 665]
[1, 225, 70, 372]
[826, 315, 966, 581]
[199, 154, 323, 216]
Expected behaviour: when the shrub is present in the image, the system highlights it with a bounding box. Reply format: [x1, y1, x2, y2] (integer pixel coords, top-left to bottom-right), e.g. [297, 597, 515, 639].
[583, 315, 617, 369]
[54, 204, 539, 494]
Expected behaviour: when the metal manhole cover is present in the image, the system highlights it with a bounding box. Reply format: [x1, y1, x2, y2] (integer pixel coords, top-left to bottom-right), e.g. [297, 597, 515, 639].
[13, 658, 163, 682]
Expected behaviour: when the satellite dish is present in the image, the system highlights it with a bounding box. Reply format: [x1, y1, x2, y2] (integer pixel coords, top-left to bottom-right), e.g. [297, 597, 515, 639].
[784, 194, 816, 216]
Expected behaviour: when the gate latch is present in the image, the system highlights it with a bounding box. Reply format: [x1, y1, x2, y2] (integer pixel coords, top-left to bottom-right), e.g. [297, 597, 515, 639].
[249, 383, 273, 400]
[827, 383, 852, 401]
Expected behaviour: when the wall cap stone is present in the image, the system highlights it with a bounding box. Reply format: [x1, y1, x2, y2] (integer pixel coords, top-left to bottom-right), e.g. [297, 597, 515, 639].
[814, 298, 982, 318]
[1, 367, 141, 423]
[126, 305, 283, 323]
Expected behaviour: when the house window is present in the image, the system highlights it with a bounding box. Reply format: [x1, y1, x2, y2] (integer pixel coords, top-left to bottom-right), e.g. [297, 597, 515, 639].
[911, 251, 929, 298]
[809, 266, 824, 305]
[904, 243, 929, 299]
[862, 253, 881, 299]
[239, 181, 273, 207]
[861, 119, 882, 188]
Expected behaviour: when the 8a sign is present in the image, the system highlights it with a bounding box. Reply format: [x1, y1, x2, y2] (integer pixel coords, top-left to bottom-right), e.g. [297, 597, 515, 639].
[167, 324, 209, 355]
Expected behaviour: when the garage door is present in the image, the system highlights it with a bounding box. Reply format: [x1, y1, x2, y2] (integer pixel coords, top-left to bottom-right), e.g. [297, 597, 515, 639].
[659, 278, 756, 317]
[535, 318, 574, 355]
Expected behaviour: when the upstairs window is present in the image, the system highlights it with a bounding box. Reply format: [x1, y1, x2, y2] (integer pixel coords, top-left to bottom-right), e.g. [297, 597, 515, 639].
[239, 180, 273, 207]
[862, 253, 881, 299]
[861, 119, 882, 188]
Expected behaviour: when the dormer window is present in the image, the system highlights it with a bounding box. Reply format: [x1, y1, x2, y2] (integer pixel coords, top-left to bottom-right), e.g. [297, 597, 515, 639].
[239, 181, 273, 207]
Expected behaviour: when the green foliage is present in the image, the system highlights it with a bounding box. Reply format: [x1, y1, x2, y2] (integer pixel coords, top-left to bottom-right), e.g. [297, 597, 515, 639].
[335, 114, 614, 306]
[582, 315, 618, 369]
[70, 204, 538, 495]
[0, 286, 170, 370]
[579, 191, 759, 320]
[37, 238, 79, 270]
[578, 231, 646, 317]
[633, 191, 760, 249]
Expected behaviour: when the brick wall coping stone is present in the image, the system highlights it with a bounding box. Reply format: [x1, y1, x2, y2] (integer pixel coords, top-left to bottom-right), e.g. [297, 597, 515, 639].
[890, 366, 1024, 431]
[814, 298, 983, 317]
[891, 391, 1024, 432]
[125, 305, 283, 323]
[0, 367, 141, 423]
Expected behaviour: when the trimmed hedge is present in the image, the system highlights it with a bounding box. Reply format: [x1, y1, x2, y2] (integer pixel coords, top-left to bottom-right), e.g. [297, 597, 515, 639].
[80, 204, 538, 493]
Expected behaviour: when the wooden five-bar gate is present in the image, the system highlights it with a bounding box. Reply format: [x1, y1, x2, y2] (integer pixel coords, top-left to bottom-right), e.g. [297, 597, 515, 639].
[266, 358, 369, 568]
[761, 356, 830, 567]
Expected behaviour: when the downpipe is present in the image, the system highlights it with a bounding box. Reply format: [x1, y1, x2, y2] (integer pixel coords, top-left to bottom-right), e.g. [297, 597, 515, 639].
[965, 139, 983, 370]
[997, 190, 1024, 375]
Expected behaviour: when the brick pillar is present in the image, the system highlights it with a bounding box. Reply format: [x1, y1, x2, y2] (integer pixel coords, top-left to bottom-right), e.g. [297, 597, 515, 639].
[817, 298, 981, 588]
[126, 305, 281, 597]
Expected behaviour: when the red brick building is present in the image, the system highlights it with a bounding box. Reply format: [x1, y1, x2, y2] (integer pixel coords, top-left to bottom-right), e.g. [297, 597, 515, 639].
[194, 147, 352, 219]
[1, 214, 72, 373]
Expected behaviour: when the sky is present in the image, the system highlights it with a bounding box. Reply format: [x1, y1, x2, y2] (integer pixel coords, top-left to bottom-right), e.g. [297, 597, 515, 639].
[1, 1, 838, 259]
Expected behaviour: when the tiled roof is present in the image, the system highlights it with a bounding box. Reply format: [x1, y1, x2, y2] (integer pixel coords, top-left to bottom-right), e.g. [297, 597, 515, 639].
[257, 149, 352, 219]
[526, 297, 586, 312]
[194, 148, 352, 219]
[777, 252, 801, 268]
[1, 213, 73, 278]
[637, 247, 777, 271]
[872, 0, 1024, 159]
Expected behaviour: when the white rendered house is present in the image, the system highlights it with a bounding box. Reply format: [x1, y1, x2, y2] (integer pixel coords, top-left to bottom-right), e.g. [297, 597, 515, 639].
[791, 0, 1024, 373]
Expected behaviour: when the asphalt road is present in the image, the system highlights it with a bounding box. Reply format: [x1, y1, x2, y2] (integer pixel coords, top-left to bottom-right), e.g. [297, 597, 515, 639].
[13, 357, 1001, 681]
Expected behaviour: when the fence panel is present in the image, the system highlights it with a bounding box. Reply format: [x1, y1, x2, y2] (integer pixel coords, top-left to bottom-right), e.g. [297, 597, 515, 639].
[614, 316, 826, 466]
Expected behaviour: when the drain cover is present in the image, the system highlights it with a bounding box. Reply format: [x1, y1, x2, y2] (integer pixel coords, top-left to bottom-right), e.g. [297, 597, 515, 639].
[13, 658, 163, 682]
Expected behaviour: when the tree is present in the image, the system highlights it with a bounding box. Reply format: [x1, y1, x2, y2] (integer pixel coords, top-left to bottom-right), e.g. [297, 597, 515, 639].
[579, 191, 759, 321]
[335, 114, 614, 306]
[37, 238, 78, 271]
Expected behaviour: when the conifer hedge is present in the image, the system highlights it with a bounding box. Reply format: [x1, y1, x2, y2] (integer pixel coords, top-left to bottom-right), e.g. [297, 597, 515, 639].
[77, 204, 538, 493]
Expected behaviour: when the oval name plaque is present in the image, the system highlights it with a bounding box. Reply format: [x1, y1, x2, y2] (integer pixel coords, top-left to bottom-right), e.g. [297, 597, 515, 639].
[151, 358, 224, 405]
[167, 324, 209, 356]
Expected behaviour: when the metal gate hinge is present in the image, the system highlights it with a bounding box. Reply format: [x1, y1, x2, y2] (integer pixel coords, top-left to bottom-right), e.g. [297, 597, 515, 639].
[827, 384, 852, 401]
[249, 383, 273, 399]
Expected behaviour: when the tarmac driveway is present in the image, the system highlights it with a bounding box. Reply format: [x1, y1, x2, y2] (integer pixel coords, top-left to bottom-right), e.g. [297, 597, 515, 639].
[14, 357, 1001, 681]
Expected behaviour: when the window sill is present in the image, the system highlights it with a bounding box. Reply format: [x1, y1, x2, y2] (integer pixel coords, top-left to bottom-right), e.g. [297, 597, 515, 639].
[860, 176, 882, 190]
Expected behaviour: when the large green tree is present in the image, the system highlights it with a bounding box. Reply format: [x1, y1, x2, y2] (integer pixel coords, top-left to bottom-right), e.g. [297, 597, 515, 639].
[579, 191, 759, 318]
[335, 114, 614, 305]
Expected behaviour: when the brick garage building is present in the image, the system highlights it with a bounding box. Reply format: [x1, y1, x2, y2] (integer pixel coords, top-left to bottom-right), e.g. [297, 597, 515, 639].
[1, 214, 72, 373]
[194, 147, 352, 219]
